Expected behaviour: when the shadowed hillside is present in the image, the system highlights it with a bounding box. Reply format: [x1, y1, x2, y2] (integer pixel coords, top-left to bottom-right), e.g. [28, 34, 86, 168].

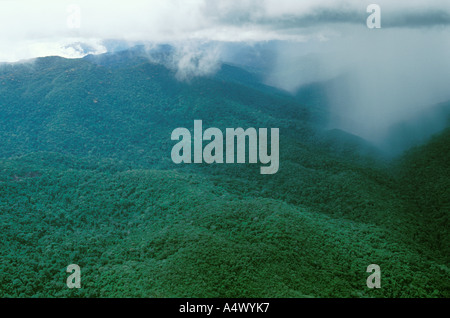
[0, 51, 448, 297]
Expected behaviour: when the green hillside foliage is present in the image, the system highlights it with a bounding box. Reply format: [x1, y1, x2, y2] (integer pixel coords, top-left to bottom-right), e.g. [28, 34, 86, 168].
[393, 128, 450, 262]
[0, 54, 448, 297]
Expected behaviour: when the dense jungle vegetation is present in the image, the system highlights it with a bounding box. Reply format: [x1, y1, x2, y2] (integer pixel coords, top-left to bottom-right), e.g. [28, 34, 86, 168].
[0, 51, 448, 297]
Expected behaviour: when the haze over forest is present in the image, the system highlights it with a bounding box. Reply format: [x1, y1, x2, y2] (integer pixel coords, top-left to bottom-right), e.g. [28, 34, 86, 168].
[1, 0, 450, 146]
[0, 0, 448, 298]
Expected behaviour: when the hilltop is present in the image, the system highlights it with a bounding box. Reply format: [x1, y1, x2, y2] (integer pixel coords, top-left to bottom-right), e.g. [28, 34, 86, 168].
[0, 50, 448, 297]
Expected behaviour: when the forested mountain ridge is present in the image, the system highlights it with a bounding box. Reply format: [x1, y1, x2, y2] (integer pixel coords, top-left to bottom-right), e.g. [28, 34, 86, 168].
[0, 51, 448, 297]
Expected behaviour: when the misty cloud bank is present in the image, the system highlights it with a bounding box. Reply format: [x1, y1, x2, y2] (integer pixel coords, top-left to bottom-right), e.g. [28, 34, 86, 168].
[2, 0, 449, 61]
[266, 27, 450, 145]
[169, 43, 222, 81]
[1, 0, 449, 148]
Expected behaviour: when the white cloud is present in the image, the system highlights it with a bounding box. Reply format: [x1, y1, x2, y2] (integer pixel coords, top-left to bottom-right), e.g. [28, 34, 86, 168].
[1, 0, 449, 61]
[1, 0, 449, 145]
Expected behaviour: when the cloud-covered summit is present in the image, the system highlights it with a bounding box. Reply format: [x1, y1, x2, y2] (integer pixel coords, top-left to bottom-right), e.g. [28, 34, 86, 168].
[1, 0, 449, 61]
[1, 0, 449, 148]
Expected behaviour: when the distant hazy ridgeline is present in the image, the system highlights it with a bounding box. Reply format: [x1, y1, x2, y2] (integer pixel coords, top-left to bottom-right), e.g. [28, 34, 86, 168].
[0, 50, 448, 297]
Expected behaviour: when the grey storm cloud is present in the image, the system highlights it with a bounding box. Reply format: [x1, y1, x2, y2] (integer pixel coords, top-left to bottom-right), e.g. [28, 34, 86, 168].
[246, 9, 364, 29]
[386, 9, 450, 28]
[263, 9, 450, 29]
[0, 0, 449, 148]
[201, 0, 450, 29]
[1, 0, 449, 61]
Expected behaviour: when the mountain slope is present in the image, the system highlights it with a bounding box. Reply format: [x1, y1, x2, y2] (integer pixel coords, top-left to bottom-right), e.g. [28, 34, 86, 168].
[0, 51, 448, 297]
[0, 153, 447, 297]
[394, 128, 450, 262]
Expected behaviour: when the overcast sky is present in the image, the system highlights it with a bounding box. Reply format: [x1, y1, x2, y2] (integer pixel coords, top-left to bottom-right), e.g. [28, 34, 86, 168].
[1, 0, 449, 144]
[0, 0, 449, 61]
